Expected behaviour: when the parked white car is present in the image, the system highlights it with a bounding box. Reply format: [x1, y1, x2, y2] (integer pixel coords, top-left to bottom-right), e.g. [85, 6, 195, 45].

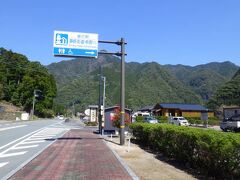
[169, 117, 190, 126]
[131, 112, 150, 122]
[58, 115, 64, 120]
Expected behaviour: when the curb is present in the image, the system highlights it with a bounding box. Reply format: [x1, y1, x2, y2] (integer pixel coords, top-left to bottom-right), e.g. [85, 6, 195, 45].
[102, 135, 139, 180]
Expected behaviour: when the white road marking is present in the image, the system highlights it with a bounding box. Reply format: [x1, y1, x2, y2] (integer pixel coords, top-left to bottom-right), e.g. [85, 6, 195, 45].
[0, 128, 46, 150]
[35, 133, 58, 135]
[12, 145, 39, 150]
[0, 162, 9, 168]
[28, 137, 53, 140]
[31, 135, 56, 137]
[0, 151, 27, 158]
[0, 123, 69, 171]
[0, 125, 27, 132]
[20, 140, 45, 144]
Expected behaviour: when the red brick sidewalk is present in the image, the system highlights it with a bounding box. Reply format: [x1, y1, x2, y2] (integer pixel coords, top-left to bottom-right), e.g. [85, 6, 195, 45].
[10, 130, 133, 180]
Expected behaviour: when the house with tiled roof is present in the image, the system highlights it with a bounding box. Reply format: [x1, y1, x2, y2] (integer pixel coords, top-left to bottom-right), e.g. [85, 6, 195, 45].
[153, 103, 214, 119]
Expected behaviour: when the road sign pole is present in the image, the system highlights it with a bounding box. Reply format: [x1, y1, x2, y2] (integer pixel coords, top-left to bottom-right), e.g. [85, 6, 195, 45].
[98, 38, 127, 145]
[120, 38, 125, 145]
[102, 76, 106, 132]
[98, 66, 103, 134]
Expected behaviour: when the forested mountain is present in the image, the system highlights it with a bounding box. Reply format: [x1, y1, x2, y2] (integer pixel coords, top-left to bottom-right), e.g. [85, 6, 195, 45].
[0, 48, 57, 117]
[163, 61, 238, 101]
[47, 53, 118, 86]
[47, 54, 239, 111]
[1, 47, 237, 115]
[207, 68, 240, 109]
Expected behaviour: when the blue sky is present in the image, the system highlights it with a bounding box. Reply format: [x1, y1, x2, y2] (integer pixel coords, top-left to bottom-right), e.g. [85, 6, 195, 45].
[0, 0, 240, 66]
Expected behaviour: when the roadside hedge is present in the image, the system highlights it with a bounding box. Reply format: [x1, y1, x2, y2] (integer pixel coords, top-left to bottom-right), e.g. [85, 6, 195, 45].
[156, 116, 168, 123]
[186, 117, 220, 126]
[135, 116, 144, 122]
[155, 116, 220, 125]
[129, 123, 240, 179]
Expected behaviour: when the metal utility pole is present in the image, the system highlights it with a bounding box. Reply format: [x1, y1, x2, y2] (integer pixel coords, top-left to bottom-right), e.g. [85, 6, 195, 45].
[102, 76, 106, 127]
[31, 89, 42, 120]
[72, 101, 75, 117]
[32, 90, 36, 120]
[98, 67, 103, 134]
[98, 38, 127, 145]
[120, 38, 125, 145]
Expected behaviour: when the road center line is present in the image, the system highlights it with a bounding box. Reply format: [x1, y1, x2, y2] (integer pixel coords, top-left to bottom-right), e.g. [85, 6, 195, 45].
[0, 125, 27, 132]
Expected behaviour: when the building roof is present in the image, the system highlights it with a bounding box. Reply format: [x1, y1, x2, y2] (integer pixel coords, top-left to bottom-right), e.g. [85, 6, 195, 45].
[222, 105, 240, 109]
[158, 103, 208, 111]
[105, 106, 132, 112]
[138, 106, 154, 112]
[88, 105, 98, 108]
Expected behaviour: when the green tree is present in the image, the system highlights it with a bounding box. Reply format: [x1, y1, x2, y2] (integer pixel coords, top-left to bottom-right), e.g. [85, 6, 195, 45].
[0, 48, 57, 117]
[207, 68, 240, 110]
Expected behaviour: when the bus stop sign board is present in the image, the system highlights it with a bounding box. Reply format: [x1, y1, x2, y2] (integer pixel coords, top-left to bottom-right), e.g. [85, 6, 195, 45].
[53, 30, 98, 58]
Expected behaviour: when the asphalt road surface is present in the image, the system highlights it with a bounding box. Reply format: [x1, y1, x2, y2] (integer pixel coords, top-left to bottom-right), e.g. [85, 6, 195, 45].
[0, 119, 82, 180]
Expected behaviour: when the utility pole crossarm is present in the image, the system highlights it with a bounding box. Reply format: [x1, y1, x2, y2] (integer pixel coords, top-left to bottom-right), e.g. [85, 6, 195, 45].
[98, 51, 127, 57]
[98, 40, 127, 45]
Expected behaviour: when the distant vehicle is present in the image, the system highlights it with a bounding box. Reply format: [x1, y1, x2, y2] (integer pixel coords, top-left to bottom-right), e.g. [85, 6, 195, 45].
[169, 117, 189, 126]
[131, 112, 150, 122]
[144, 116, 158, 124]
[58, 115, 64, 120]
[220, 114, 240, 132]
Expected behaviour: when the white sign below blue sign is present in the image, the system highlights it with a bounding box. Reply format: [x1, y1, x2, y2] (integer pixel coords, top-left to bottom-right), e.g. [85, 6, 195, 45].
[53, 31, 98, 58]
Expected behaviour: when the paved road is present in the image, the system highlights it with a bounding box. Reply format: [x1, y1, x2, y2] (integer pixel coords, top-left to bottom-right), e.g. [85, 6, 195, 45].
[0, 119, 81, 179]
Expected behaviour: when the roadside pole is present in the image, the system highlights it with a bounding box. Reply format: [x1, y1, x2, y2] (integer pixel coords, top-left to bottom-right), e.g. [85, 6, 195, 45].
[102, 76, 106, 131]
[98, 66, 103, 134]
[98, 39, 127, 145]
[32, 90, 36, 120]
[120, 38, 125, 145]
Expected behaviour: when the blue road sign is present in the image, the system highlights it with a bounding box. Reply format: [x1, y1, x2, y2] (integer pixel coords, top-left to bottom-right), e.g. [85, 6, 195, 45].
[53, 47, 98, 57]
[53, 31, 98, 58]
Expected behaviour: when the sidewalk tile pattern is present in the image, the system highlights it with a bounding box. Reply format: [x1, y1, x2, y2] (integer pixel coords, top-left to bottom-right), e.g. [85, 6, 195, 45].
[10, 129, 132, 180]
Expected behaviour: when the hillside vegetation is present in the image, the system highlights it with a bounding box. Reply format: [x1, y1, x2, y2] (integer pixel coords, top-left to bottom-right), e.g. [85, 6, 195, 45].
[0, 47, 238, 116]
[164, 61, 239, 101]
[208, 68, 240, 109]
[0, 48, 57, 117]
[47, 54, 238, 111]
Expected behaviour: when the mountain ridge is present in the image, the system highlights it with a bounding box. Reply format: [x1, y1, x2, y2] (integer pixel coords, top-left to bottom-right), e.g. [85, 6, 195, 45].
[46, 56, 239, 111]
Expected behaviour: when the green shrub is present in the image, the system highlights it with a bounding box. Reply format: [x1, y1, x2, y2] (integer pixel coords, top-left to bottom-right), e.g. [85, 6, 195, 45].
[129, 123, 240, 179]
[156, 116, 168, 123]
[135, 116, 144, 122]
[208, 117, 220, 125]
[186, 117, 220, 126]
